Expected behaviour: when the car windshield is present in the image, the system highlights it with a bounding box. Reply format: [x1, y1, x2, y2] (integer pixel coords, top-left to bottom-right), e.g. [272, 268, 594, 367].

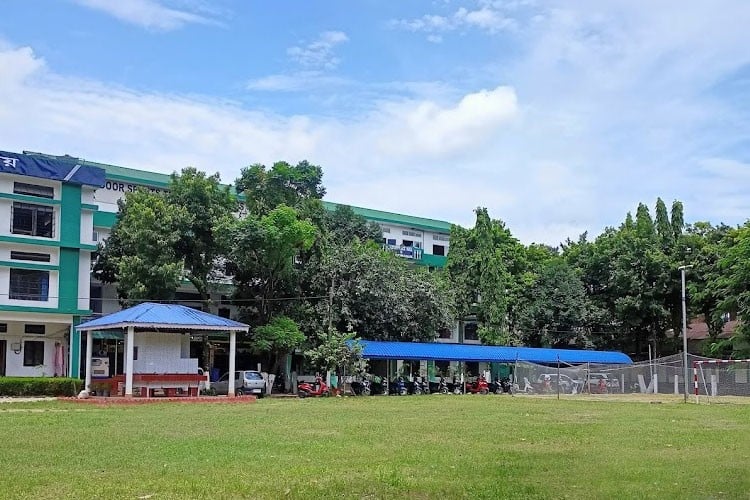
[245, 372, 263, 380]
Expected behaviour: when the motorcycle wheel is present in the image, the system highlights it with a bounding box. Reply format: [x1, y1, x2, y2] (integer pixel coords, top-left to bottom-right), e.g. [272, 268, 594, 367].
[298, 391, 307, 398]
[400, 389, 408, 396]
[480, 388, 489, 395]
[440, 387, 449, 395]
[236, 388, 245, 396]
[322, 390, 330, 397]
[362, 388, 371, 396]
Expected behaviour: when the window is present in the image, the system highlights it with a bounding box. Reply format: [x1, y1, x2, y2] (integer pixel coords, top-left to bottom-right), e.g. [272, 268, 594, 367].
[438, 327, 452, 339]
[9, 269, 50, 301]
[403, 230, 422, 237]
[434, 233, 450, 242]
[464, 322, 479, 341]
[0, 323, 7, 333]
[380, 226, 391, 233]
[10, 251, 51, 262]
[24, 324, 45, 335]
[433, 244, 445, 256]
[14, 182, 54, 199]
[90, 285, 102, 314]
[218, 308, 230, 319]
[23, 341, 45, 366]
[402, 240, 413, 247]
[386, 238, 396, 246]
[12, 202, 54, 238]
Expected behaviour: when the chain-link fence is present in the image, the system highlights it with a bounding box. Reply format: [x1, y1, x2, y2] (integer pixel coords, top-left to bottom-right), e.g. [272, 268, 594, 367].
[510, 354, 750, 398]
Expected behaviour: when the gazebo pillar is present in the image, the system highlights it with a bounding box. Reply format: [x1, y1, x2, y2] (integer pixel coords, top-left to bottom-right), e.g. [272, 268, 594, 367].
[125, 326, 135, 397]
[84, 330, 93, 391]
[228, 330, 237, 397]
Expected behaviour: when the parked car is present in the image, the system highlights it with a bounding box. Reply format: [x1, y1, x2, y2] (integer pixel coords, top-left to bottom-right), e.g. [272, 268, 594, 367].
[212, 370, 266, 397]
[534, 373, 581, 393]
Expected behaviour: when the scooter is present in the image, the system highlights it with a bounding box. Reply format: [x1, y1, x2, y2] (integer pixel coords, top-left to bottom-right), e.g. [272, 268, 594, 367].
[492, 377, 512, 394]
[421, 378, 430, 395]
[391, 377, 408, 396]
[297, 377, 329, 398]
[465, 377, 490, 395]
[351, 379, 372, 396]
[437, 377, 450, 395]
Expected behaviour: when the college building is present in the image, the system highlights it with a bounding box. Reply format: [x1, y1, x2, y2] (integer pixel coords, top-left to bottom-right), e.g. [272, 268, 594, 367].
[0, 149, 467, 379]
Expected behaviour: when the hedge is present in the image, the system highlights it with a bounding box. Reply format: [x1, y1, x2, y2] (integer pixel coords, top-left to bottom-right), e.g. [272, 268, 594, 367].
[0, 377, 83, 397]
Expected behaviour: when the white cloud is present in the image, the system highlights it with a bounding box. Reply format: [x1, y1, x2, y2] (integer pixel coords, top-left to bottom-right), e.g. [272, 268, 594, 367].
[72, 0, 216, 31]
[287, 31, 349, 70]
[373, 86, 518, 157]
[389, 3, 517, 36]
[246, 72, 351, 92]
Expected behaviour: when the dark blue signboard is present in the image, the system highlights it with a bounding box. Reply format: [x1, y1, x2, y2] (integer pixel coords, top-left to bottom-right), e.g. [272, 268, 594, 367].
[0, 151, 105, 187]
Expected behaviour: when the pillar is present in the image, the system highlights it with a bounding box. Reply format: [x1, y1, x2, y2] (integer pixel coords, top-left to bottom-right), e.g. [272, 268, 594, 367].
[228, 331, 236, 397]
[125, 326, 135, 397]
[84, 330, 93, 391]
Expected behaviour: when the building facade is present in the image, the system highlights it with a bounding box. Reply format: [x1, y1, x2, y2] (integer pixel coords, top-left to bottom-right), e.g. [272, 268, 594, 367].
[0, 150, 458, 379]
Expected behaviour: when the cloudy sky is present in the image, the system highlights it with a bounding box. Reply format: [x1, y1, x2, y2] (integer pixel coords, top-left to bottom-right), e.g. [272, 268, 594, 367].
[2, 1, 749, 243]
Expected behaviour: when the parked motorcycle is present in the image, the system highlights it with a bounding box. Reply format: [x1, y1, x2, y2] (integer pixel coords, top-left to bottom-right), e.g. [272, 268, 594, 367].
[297, 376, 329, 398]
[465, 376, 490, 395]
[351, 379, 372, 396]
[420, 377, 430, 395]
[391, 377, 408, 396]
[437, 377, 450, 395]
[492, 377, 512, 394]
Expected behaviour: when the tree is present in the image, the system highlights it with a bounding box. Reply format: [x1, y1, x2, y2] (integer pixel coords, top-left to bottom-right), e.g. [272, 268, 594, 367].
[93, 189, 188, 304]
[713, 222, 750, 358]
[307, 239, 454, 341]
[446, 208, 527, 345]
[323, 205, 382, 246]
[220, 205, 317, 327]
[252, 316, 306, 374]
[166, 168, 237, 307]
[305, 329, 364, 387]
[235, 160, 325, 217]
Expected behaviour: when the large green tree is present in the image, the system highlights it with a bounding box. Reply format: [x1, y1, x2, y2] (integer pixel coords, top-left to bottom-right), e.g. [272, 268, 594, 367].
[446, 208, 528, 345]
[93, 189, 188, 304]
[713, 222, 750, 358]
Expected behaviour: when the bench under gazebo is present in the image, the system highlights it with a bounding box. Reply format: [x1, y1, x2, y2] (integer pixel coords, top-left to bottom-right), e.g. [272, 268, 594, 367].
[76, 303, 249, 398]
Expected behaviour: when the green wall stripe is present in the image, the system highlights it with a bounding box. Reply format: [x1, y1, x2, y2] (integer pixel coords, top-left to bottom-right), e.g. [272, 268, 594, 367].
[0, 260, 59, 271]
[93, 211, 117, 229]
[60, 183, 82, 248]
[0, 304, 90, 315]
[58, 248, 80, 312]
[0, 235, 96, 250]
[0, 192, 61, 205]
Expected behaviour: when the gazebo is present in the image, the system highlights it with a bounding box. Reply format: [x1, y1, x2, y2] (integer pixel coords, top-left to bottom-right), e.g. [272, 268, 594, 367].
[76, 303, 249, 397]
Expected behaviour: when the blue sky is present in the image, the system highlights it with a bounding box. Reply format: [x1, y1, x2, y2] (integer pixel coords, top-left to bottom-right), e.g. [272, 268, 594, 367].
[2, 0, 749, 243]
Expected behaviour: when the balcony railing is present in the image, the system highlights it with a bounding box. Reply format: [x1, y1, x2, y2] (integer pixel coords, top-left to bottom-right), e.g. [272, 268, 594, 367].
[384, 244, 423, 260]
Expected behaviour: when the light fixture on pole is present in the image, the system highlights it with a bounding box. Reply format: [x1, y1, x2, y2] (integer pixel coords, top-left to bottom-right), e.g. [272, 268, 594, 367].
[678, 264, 693, 402]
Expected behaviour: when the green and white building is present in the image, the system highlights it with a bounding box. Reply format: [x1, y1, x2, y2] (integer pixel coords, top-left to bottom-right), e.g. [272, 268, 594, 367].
[0, 149, 457, 379]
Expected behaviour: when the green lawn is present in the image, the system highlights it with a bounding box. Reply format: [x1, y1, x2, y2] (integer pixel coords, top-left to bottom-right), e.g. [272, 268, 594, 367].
[0, 396, 748, 499]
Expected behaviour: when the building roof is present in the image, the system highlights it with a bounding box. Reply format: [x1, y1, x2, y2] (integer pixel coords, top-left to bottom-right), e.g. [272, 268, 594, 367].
[357, 340, 633, 365]
[3, 150, 105, 187]
[322, 201, 453, 233]
[76, 302, 249, 332]
[686, 320, 737, 340]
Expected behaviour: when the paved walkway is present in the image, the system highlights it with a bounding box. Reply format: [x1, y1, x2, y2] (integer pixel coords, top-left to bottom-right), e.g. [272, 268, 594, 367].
[0, 397, 56, 403]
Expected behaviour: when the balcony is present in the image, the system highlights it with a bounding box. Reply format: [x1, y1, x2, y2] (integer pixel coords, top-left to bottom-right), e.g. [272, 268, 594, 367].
[384, 244, 423, 260]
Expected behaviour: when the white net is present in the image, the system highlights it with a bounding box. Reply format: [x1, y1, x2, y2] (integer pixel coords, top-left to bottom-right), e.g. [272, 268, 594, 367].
[509, 354, 749, 397]
[696, 360, 750, 401]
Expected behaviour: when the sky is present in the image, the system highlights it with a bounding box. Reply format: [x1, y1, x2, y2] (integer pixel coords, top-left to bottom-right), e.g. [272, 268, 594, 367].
[1, 0, 749, 244]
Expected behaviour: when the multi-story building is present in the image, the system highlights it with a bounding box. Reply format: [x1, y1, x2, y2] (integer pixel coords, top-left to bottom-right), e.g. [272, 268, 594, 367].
[0, 150, 460, 379]
[0, 151, 104, 378]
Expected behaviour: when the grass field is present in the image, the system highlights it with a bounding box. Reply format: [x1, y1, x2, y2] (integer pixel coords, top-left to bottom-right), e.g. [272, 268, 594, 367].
[1, 395, 748, 499]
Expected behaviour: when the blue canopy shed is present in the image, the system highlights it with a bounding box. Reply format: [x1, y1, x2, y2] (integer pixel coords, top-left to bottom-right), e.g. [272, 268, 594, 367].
[357, 340, 633, 365]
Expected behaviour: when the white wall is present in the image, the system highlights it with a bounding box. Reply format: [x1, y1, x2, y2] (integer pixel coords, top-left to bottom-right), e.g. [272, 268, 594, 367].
[80, 211, 94, 245]
[0, 319, 69, 377]
[77, 253, 91, 311]
[378, 223, 450, 257]
[131, 332, 198, 374]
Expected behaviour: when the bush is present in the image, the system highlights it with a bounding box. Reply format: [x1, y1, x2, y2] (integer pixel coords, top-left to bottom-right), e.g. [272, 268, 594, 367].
[0, 377, 83, 397]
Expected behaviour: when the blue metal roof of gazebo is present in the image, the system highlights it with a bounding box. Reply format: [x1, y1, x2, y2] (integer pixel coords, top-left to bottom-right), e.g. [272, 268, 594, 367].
[357, 340, 633, 365]
[76, 302, 249, 332]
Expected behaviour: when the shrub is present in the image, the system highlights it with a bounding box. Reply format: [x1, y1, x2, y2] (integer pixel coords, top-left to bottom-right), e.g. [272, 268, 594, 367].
[0, 377, 83, 397]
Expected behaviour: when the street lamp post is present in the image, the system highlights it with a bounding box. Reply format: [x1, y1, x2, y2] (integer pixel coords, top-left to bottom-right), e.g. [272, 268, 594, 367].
[679, 265, 693, 402]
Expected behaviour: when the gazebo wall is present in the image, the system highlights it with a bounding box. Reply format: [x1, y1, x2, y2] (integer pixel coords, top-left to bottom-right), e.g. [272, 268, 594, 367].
[132, 332, 199, 374]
